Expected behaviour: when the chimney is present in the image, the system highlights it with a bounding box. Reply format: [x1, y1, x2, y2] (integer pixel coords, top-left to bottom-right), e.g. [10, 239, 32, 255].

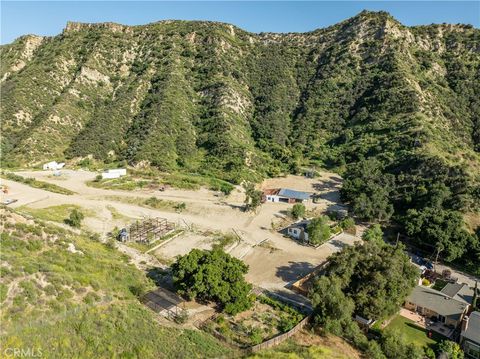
[461, 315, 469, 333]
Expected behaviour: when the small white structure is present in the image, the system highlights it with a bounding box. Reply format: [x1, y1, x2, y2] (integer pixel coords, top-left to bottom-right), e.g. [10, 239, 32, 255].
[43, 161, 65, 170]
[106, 168, 127, 176]
[287, 221, 309, 242]
[101, 168, 127, 179]
[101, 172, 121, 179]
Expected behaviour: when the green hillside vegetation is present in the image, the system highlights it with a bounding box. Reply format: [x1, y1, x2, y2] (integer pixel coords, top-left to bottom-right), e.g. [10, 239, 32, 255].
[1, 11, 479, 269]
[1, 172, 75, 195]
[88, 169, 234, 194]
[17, 204, 94, 224]
[0, 209, 233, 358]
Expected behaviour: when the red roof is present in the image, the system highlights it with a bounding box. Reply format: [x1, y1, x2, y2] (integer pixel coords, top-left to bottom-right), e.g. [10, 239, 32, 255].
[263, 188, 280, 195]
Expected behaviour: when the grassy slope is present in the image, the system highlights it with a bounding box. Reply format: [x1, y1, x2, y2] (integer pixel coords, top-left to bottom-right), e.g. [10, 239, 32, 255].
[17, 204, 95, 223]
[248, 330, 361, 359]
[0, 208, 234, 358]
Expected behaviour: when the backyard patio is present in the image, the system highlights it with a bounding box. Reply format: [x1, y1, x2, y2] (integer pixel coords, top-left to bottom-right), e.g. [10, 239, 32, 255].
[397, 309, 453, 339]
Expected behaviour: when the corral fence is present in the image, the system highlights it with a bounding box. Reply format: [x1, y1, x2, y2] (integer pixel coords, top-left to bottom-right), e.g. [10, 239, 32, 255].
[142, 287, 184, 320]
[247, 315, 312, 353]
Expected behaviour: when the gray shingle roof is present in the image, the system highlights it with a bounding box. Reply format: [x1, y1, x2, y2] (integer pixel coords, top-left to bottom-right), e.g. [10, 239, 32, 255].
[278, 188, 311, 200]
[463, 311, 480, 344]
[407, 286, 468, 320]
[441, 283, 474, 305]
[441, 283, 464, 298]
[289, 220, 309, 230]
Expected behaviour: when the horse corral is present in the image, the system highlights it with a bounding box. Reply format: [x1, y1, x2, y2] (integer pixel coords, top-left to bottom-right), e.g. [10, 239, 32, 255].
[119, 217, 175, 244]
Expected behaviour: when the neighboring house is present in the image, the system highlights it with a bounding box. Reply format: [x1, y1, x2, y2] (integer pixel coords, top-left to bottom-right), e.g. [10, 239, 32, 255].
[43, 161, 65, 170]
[461, 311, 480, 359]
[101, 168, 127, 179]
[287, 221, 309, 242]
[404, 285, 469, 328]
[263, 188, 311, 203]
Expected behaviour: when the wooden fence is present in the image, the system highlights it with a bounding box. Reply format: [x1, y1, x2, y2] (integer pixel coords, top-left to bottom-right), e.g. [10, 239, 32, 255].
[247, 315, 312, 353]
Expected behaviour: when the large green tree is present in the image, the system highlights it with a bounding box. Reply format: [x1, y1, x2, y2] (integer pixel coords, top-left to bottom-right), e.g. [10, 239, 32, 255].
[311, 240, 417, 321]
[171, 249, 252, 315]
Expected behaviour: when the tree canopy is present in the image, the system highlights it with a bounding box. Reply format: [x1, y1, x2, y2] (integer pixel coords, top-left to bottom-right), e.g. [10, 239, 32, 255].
[311, 239, 417, 322]
[437, 341, 464, 359]
[171, 248, 253, 314]
[307, 216, 331, 246]
[243, 182, 263, 212]
[404, 207, 475, 262]
[362, 224, 384, 245]
[291, 203, 306, 219]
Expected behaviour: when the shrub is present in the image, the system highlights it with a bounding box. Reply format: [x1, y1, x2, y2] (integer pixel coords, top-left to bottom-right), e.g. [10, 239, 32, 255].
[129, 284, 146, 298]
[174, 202, 186, 213]
[174, 309, 189, 324]
[291, 204, 306, 219]
[65, 209, 84, 228]
[340, 217, 356, 234]
[422, 278, 431, 286]
[249, 327, 263, 345]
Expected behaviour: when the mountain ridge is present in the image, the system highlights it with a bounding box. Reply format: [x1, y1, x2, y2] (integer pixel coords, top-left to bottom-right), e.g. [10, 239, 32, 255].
[1, 11, 479, 179]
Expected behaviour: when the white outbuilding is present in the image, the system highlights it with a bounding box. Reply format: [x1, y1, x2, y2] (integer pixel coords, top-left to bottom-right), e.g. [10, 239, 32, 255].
[101, 168, 127, 179]
[106, 168, 127, 176]
[43, 161, 65, 170]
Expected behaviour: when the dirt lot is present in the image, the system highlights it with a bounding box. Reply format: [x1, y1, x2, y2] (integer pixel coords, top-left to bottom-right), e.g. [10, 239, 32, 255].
[2, 169, 362, 304]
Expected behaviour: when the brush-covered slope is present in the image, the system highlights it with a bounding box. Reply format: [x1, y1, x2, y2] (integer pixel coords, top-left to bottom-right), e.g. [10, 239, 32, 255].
[1, 11, 479, 182]
[0, 208, 234, 358]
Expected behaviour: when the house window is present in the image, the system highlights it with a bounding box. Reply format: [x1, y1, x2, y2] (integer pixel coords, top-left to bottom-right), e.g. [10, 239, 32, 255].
[438, 315, 446, 323]
[465, 341, 480, 359]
